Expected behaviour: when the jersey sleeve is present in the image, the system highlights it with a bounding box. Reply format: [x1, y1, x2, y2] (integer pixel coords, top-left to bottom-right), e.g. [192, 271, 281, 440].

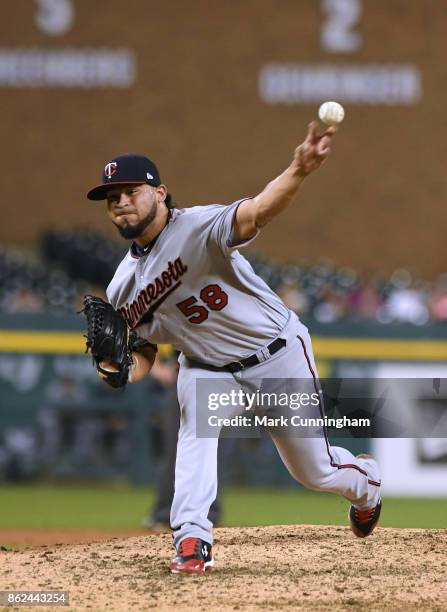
[209, 198, 260, 254]
[132, 322, 157, 349]
[105, 287, 115, 308]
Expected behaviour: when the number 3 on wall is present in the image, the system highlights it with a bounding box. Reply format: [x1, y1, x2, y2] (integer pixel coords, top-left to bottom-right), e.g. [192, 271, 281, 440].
[321, 0, 363, 53]
[35, 0, 74, 36]
[176, 284, 229, 324]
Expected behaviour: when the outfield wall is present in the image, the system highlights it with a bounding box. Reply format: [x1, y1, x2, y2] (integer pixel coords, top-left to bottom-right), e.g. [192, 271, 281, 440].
[1, 2, 446, 278]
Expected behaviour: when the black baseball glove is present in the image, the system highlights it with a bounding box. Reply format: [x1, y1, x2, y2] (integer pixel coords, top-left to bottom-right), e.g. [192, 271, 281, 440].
[82, 295, 150, 389]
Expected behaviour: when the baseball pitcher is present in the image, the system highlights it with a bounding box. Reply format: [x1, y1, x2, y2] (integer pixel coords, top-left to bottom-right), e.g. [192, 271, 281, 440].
[83, 121, 381, 574]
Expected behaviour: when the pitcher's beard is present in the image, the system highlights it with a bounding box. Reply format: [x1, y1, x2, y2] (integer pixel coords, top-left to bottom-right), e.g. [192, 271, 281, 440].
[113, 206, 156, 240]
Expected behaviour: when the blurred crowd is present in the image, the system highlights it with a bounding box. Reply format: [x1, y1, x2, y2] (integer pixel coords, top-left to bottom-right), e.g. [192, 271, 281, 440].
[0, 229, 446, 324]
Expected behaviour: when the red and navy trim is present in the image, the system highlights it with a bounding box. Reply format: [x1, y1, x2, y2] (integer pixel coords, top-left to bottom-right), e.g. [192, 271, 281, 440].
[296, 334, 381, 488]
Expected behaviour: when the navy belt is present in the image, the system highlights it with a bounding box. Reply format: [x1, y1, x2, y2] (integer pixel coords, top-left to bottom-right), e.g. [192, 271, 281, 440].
[187, 338, 286, 373]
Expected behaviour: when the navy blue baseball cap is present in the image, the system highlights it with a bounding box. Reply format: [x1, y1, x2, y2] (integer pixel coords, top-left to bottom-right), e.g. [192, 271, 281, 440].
[87, 153, 162, 201]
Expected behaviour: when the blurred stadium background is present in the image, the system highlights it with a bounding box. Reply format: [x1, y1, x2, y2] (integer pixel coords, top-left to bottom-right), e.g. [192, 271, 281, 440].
[0, 1, 446, 539]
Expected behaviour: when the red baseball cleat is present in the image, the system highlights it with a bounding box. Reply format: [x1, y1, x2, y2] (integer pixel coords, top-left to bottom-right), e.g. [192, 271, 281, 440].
[349, 499, 382, 537]
[170, 537, 214, 574]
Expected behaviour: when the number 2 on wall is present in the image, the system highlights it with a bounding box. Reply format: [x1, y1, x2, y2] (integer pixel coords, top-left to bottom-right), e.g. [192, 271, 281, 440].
[176, 284, 229, 324]
[320, 0, 363, 53]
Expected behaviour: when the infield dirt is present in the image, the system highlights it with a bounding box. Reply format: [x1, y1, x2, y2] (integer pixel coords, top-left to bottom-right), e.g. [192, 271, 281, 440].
[1, 525, 446, 611]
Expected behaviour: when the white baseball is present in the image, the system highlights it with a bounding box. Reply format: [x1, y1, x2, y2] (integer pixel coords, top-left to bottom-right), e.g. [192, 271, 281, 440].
[318, 101, 345, 126]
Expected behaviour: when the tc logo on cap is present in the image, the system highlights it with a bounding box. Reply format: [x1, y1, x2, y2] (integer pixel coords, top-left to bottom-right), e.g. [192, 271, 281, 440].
[104, 162, 117, 179]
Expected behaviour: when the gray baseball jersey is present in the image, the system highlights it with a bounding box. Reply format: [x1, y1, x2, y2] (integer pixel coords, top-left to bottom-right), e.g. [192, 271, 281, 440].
[107, 200, 289, 366]
[105, 197, 381, 552]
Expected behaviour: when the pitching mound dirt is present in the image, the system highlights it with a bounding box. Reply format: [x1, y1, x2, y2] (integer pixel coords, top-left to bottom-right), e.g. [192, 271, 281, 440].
[0, 529, 153, 547]
[1, 525, 446, 611]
